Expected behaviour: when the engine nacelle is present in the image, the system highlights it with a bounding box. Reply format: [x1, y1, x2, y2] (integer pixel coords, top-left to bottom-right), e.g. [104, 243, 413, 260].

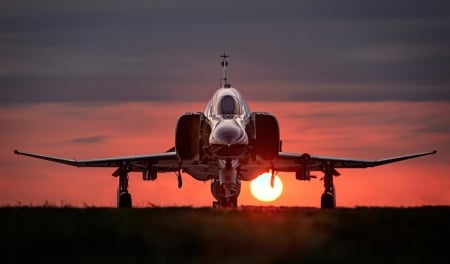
[175, 112, 205, 161]
[250, 112, 280, 161]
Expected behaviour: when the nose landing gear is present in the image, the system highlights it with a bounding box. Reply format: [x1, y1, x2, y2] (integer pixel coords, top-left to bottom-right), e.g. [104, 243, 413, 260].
[212, 196, 238, 209]
[211, 179, 241, 208]
[210, 159, 241, 208]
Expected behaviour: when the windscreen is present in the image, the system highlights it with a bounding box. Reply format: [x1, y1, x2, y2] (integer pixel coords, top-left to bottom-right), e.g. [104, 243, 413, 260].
[220, 95, 236, 115]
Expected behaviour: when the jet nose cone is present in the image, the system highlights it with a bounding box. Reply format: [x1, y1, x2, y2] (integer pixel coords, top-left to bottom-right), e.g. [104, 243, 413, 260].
[210, 121, 244, 145]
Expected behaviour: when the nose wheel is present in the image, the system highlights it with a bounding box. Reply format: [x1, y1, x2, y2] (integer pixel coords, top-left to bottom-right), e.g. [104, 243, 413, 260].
[213, 196, 238, 209]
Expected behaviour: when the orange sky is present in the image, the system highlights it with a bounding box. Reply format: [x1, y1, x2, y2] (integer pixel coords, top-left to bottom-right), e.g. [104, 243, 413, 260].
[1, 101, 448, 207]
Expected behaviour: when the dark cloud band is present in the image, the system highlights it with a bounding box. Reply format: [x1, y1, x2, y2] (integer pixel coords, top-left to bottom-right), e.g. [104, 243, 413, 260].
[0, 0, 449, 104]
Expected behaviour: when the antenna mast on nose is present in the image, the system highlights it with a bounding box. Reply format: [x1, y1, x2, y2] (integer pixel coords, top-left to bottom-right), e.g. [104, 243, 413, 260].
[220, 52, 231, 88]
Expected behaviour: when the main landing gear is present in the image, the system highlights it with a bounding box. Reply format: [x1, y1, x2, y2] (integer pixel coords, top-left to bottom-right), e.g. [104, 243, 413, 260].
[117, 169, 132, 208]
[321, 163, 338, 209]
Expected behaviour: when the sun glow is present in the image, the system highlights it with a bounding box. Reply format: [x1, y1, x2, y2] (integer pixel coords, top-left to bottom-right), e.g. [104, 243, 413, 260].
[250, 173, 283, 202]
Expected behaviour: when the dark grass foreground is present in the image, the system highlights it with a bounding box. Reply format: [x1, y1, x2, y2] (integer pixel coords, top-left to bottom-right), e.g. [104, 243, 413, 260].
[2, 206, 449, 263]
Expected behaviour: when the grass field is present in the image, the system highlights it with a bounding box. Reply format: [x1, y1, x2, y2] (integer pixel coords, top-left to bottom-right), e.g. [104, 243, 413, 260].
[2, 206, 449, 263]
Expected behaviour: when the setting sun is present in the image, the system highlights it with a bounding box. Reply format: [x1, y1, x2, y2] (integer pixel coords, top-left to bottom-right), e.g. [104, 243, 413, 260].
[250, 173, 283, 202]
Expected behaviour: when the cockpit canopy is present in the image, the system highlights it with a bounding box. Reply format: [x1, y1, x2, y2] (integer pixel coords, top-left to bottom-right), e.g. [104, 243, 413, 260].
[204, 87, 251, 119]
[218, 95, 238, 115]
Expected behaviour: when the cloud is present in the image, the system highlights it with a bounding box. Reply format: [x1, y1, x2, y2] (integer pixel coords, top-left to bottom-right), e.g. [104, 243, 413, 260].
[0, 0, 449, 104]
[68, 135, 106, 144]
[351, 44, 450, 63]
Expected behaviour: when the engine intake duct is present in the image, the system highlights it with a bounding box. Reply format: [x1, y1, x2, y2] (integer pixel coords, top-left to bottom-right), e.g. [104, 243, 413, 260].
[251, 112, 280, 160]
[175, 112, 204, 161]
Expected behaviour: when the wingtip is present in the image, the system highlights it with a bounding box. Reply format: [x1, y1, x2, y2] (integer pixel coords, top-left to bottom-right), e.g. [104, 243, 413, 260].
[14, 149, 19, 155]
[432, 150, 437, 154]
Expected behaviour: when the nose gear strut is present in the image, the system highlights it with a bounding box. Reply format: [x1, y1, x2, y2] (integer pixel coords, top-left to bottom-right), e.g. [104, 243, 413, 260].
[211, 158, 241, 208]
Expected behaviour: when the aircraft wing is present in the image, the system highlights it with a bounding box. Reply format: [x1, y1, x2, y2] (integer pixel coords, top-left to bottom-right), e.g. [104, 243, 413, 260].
[14, 149, 437, 178]
[13, 150, 181, 175]
[274, 150, 437, 172]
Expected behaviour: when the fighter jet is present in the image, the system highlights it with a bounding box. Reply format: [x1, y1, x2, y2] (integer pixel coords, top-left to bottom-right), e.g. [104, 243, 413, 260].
[14, 53, 437, 208]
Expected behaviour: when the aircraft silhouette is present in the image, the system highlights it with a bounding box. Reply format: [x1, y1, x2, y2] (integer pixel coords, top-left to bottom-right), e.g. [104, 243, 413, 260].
[14, 54, 437, 208]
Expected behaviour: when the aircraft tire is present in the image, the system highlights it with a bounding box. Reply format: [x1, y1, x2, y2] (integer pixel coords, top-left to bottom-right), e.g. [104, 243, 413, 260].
[119, 192, 132, 208]
[214, 197, 238, 209]
[228, 197, 238, 208]
[321, 192, 335, 209]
